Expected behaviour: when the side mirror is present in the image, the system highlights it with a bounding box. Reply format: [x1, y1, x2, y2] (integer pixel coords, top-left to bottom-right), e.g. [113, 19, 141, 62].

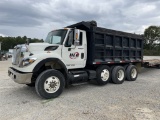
[74, 29, 80, 46]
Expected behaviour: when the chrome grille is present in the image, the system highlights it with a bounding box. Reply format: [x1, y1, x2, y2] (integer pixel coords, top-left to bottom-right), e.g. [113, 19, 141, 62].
[12, 47, 23, 65]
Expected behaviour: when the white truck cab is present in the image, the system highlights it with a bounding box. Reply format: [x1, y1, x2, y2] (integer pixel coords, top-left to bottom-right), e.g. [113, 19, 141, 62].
[8, 28, 89, 99]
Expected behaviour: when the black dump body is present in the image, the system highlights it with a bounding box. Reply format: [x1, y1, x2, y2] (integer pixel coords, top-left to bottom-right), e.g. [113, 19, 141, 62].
[67, 21, 143, 65]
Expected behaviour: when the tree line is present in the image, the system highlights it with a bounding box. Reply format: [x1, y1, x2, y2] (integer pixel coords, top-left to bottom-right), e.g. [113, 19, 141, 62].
[0, 36, 43, 51]
[144, 26, 160, 55]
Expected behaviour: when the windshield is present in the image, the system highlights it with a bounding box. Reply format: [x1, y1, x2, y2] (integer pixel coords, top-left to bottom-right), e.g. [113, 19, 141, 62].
[44, 29, 67, 44]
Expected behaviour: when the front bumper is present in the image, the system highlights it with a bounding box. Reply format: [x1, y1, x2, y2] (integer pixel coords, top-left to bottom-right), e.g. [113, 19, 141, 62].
[8, 67, 33, 84]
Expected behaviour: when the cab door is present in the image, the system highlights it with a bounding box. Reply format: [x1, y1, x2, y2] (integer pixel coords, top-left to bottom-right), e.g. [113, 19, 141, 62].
[62, 29, 86, 69]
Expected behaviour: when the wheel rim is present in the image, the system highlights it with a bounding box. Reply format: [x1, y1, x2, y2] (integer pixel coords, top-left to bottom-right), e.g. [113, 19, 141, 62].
[44, 76, 60, 93]
[117, 70, 124, 81]
[131, 68, 137, 78]
[101, 69, 110, 81]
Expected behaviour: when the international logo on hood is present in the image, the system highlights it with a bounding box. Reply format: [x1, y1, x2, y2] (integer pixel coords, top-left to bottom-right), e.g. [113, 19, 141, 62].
[69, 52, 79, 59]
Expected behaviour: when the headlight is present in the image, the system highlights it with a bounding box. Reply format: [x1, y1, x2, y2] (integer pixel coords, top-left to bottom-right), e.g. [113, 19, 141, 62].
[21, 57, 37, 67]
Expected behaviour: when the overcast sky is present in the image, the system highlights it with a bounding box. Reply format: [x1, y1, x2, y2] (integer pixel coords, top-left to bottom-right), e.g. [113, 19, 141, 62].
[0, 0, 160, 39]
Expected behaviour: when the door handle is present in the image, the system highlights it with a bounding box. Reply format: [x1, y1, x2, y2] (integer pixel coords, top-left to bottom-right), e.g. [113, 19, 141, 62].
[68, 48, 71, 51]
[81, 53, 84, 59]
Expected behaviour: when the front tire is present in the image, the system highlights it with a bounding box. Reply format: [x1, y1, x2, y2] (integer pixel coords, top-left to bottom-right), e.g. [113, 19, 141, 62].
[96, 65, 111, 85]
[112, 66, 125, 84]
[35, 69, 65, 99]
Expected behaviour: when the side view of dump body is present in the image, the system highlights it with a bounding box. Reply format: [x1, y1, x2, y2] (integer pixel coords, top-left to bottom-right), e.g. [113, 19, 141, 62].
[9, 21, 144, 99]
[67, 21, 143, 66]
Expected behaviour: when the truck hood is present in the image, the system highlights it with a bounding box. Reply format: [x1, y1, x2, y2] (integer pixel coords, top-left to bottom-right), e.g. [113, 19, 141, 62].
[28, 43, 59, 53]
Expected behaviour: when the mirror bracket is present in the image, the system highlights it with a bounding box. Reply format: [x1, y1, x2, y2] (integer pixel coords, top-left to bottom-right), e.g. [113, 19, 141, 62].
[74, 29, 80, 46]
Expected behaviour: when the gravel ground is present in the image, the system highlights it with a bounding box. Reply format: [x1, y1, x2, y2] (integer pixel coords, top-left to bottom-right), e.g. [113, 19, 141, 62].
[0, 57, 160, 120]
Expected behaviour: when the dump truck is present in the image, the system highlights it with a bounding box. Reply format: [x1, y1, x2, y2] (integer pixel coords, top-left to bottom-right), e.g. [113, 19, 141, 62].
[8, 21, 145, 99]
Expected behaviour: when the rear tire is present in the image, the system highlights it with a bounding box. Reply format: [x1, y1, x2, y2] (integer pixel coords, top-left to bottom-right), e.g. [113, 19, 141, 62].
[96, 65, 111, 85]
[35, 69, 65, 99]
[112, 66, 125, 84]
[126, 65, 138, 81]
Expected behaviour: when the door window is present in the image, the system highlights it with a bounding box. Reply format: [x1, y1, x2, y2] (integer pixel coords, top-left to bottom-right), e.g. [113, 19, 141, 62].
[65, 31, 83, 47]
[65, 30, 74, 47]
[79, 32, 83, 46]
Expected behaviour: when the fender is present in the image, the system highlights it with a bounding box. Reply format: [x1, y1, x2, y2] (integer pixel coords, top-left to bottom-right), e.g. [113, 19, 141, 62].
[33, 58, 68, 74]
[32, 58, 69, 87]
